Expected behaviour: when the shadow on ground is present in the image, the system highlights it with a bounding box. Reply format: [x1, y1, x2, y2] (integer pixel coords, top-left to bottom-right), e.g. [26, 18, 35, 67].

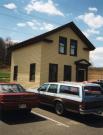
[0, 110, 46, 125]
[39, 105, 103, 128]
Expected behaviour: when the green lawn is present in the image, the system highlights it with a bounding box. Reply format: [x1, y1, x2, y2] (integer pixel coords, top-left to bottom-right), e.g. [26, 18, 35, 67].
[0, 68, 10, 82]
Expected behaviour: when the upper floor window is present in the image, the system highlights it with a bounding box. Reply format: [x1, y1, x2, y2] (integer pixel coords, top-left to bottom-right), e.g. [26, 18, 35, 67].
[70, 39, 77, 56]
[13, 65, 18, 81]
[59, 36, 67, 54]
[29, 63, 36, 81]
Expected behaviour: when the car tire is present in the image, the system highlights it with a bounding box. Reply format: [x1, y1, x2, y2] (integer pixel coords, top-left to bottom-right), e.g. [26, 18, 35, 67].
[55, 102, 64, 115]
[22, 108, 31, 115]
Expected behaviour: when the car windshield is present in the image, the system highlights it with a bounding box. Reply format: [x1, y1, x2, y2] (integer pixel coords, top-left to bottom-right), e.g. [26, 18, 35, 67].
[84, 85, 103, 96]
[0, 84, 26, 93]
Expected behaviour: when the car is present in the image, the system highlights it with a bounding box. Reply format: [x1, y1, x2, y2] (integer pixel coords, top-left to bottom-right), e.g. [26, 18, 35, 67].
[91, 80, 103, 89]
[33, 82, 103, 115]
[0, 82, 39, 114]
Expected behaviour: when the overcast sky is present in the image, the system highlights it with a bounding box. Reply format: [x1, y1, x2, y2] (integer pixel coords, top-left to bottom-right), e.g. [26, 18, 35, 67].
[0, 0, 103, 67]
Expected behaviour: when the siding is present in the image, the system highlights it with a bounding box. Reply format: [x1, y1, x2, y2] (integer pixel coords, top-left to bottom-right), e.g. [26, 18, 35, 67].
[11, 27, 90, 88]
[11, 42, 42, 88]
[88, 68, 103, 80]
[40, 27, 89, 85]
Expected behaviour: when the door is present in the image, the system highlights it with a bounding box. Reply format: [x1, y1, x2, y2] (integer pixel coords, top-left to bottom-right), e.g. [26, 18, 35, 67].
[59, 85, 80, 112]
[44, 84, 58, 106]
[38, 84, 49, 103]
[77, 68, 86, 82]
[49, 64, 58, 82]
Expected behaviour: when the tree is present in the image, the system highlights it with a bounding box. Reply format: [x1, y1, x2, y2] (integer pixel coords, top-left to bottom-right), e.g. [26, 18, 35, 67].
[0, 37, 16, 66]
[0, 38, 5, 65]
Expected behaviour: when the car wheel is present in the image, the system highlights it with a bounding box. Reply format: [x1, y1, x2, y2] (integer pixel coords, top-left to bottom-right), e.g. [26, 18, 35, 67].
[55, 102, 64, 115]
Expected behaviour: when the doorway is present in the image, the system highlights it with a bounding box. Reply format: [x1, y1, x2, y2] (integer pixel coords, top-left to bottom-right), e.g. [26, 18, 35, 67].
[77, 68, 86, 82]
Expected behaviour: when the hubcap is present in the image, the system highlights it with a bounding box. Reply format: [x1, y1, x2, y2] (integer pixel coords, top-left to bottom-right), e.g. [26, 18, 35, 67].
[56, 103, 63, 115]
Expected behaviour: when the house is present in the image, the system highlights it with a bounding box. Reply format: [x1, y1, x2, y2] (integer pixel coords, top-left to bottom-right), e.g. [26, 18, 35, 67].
[88, 67, 103, 81]
[10, 22, 95, 88]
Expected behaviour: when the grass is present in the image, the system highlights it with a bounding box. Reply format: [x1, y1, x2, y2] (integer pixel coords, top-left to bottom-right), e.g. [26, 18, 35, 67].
[0, 67, 10, 82]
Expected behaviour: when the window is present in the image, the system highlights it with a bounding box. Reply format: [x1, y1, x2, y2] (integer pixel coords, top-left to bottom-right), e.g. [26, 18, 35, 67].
[47, 84, 58, 93]
[13, 65, 18, 81]
[84, 86, 103, 96]
[64, 65, 72, 81]
[59, 37, 67, 54]
[70, 39, 77, 56]
[49, 64, 58, 82]
[29, 63, 36, 81]
[0, 84, 25, 93]
[38, 84, 49, 91]
[60, 85, 79, 96]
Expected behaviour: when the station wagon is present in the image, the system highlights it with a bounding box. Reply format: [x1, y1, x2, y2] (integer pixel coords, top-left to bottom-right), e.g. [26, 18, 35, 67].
[33, 82, 103, 115]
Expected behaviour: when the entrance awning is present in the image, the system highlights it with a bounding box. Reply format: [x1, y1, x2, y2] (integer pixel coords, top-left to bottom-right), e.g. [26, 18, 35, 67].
[75, 59, 91, 67]
[75, 59, 91, 81]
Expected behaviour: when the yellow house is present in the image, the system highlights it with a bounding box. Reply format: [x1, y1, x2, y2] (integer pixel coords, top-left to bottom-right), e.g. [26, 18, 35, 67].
[10, 22, 95, 88]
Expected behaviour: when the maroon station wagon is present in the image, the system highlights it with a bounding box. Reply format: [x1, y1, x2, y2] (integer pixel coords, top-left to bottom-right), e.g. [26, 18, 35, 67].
[0, 83, 39, 113]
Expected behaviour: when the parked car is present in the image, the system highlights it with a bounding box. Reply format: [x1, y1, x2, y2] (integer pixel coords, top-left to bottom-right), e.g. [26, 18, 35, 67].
[91, 80, 103, 89]
[0, 82, 39, 114]
[33, 82, 103, 115]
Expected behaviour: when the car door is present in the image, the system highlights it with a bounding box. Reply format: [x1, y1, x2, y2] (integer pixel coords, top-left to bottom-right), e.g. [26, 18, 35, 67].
[59, 85, 81, 111]
[37, 84, 49, 104]
[43, 84, 58, 106]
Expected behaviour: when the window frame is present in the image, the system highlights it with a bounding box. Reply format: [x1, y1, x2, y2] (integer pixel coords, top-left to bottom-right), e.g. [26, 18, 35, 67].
[29, 63, 36, 81]
[59, 36, 67, 55]
[70, 39, 77, 56]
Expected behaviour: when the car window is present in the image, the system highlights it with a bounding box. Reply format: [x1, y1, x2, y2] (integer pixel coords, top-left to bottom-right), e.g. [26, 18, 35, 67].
[0, 84, 25, 93]
[84, 86, 103, 96]
[60, 85, 79, 96]
[47, 84, 58, 93]
[38, 84, 49, 92]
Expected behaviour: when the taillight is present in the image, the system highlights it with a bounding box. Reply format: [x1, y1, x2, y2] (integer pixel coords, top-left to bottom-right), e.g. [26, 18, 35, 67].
[79, 102, 85, 110]
[0, 96, 4, 101]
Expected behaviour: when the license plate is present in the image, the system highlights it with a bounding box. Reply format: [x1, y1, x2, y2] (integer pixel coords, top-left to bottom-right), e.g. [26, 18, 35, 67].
[19, 104, 26, 109]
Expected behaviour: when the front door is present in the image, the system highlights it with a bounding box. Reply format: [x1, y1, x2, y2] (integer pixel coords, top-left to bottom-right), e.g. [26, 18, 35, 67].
[77, 68, 86, 82]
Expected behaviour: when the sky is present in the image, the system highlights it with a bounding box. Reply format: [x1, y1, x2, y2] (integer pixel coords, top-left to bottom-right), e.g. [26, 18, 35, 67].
[0, 0, 103, 67]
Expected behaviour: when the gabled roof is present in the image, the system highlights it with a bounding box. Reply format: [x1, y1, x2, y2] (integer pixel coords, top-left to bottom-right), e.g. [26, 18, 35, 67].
[10, 21, 95, 51]
[75, 59, 91, 66]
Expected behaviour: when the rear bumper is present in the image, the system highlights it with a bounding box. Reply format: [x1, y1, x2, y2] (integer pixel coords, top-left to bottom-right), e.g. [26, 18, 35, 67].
[0, 100, 39, 111]
[80, 108, 103, 115]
